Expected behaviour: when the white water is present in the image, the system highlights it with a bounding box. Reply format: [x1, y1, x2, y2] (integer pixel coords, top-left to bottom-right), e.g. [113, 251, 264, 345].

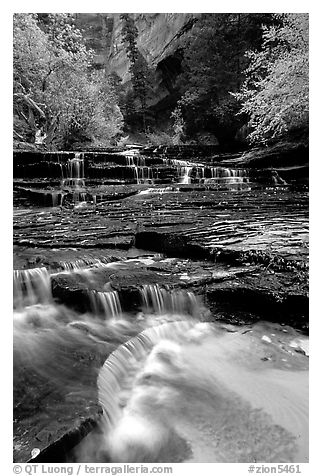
[50, 191, 64, 207]
[56, 152, 250, 189]
[138, 187, 176, 196]
[179, 166, 194, 184]
[13, 265, 308, 464]
[125, 152, 154, 184]
[141, 284, 199, 317]
[137, 166, 153, 184]
[176, 163, 249, 185]
[62, 153, 85, 188]
[76, 320, 308, 463]
[58, 257, 113, 272]
[13, 267, 52, 309]
[126, 154, 146, 167]
[209, 167, 249, 183]
[89, 290, 122, 318]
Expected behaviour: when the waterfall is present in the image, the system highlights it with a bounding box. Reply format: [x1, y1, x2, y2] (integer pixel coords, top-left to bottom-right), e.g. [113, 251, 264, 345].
[68, 154, 84, 179]
[222, 168, 230, 177]
[179, 166, 194, 184]
[137, 156, 146, 167]
[97, 320, 194, 427]
[126, 156, 139, 183]
[50, 192, 64, 207]
[73, 191, 87, 204]
[128, 164, 153, 184]
[141, 284, 198, 316]
[196, 167, 205, 182]
[62, 153, 85, 188]
[90, 290, 122, 318]
[141, 284, 164, 314]
[125, 152, 149, 184]
[126, 156, 135, 167]
[58, 257, 112, 272]
[164, 160, 207, 184]
[209, 167, 249, 183]
[57, 162, 64, 179]
[13, 267, 52, 309]
[137, 166, 153, 184]
[93, 318, 308, 464]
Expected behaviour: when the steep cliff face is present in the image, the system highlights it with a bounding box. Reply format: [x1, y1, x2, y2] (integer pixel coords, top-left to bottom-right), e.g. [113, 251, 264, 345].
[76, 13, 198, 117]
[108, 13, 198, 122]
[74, 13, 116, 69]
[107, 14, 196, 81]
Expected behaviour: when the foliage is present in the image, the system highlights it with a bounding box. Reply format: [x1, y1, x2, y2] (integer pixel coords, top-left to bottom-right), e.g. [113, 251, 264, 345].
[174, 13, 275, 144]
[233, 14, 309, 144]
[145, 131, 175, 146]
[171, 106, 185, 145]
[13, 13, 123, 149]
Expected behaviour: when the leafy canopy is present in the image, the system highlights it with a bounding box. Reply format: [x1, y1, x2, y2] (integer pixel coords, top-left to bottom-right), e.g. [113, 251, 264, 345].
[175, 13, 274, 143]
[13, 13, 123, 149]
[233, 14, 309, 144]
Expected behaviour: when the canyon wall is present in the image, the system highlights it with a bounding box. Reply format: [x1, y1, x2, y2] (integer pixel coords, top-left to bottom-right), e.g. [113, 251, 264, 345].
[76, 13, 198, 113]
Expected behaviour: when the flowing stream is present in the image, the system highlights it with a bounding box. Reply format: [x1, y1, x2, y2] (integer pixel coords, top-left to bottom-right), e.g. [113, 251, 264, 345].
[13, 266, 308, 463]
[13, 148, 308, 463]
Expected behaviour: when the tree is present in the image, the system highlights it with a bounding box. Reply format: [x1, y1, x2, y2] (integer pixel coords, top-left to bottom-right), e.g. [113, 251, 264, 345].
[13, 14, 51, 142]
[171, 105, 185, 144]
[13, 13, 123, 149]
[233, 14, 309, 144]
[120, 14, 153, 131]
[174, 13, 275, 144]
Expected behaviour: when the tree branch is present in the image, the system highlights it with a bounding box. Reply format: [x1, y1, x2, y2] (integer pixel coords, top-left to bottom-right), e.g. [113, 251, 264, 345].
[13, 129, 25, 140]
[13, 92, 46, 119]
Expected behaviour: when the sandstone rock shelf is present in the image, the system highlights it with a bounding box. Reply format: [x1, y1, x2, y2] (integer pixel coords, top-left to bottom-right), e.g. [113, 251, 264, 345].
[13, 146, 309, 463]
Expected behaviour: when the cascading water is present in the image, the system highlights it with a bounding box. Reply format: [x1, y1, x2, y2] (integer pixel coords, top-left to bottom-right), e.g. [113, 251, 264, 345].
[138, 187, 176, 196]
[73, 316, 308, 463]
[137, 166, 153, 184]
[59, 152, 87, 205]
[97, 321, 194, 427]
[141, 284, 199, 316]
[196, 166, 205, 182]
[57, 160, 65, 180]
[137, 156, 146, 167]
[13, 267, 52, 309]
[125, 156, 135, 167]
[125, 152, 153, 184]
[171, 159, 191, 167]
[13, 149, 307, 464]
[50, 191, 64, 207]
[169, 161, 250, 185]
[209, 167, 249, 184]
[58, 257, 113, 272]
[62, 153, 85, 188]
[13, 264, 308, 464]
[89, 290, 122, 318]
[179, 166, 194, 184]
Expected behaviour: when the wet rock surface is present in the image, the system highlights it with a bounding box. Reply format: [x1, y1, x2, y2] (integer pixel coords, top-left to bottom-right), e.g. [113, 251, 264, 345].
[13, 146, 309, 462]
[14, 187, 308, 268]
